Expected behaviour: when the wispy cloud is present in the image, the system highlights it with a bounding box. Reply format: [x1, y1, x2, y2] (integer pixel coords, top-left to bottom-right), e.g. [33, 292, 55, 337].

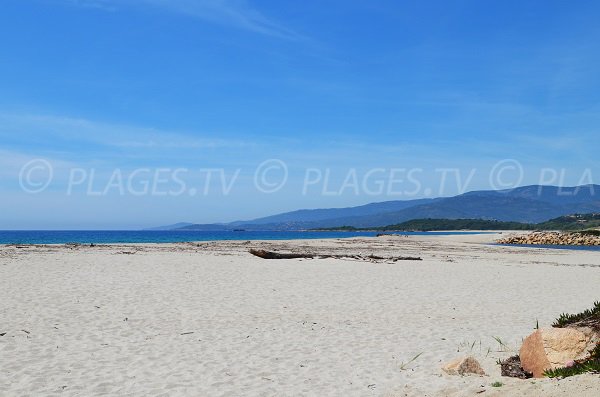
[0, 148, 78, 182]
[0, 112, 254, 159]
[64, 0, 302, 39]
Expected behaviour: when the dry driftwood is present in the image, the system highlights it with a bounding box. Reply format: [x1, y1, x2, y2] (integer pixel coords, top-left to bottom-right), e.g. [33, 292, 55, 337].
[249, 249, 421, 262]
[249, 249, 314, 259]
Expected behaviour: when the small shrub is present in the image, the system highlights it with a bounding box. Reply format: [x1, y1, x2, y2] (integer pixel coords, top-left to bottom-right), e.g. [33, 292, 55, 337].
[553, 301, 600, 328]
[545, 301, 600, 378]
[544, 344, 600, 378]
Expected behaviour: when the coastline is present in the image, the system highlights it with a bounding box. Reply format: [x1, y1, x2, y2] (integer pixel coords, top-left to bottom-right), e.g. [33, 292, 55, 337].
[1, 234, 599, 396]
[0, 229, 500, 246]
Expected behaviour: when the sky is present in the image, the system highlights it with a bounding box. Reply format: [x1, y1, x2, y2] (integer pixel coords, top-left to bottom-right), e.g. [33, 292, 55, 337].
[1, 0, 600, 229]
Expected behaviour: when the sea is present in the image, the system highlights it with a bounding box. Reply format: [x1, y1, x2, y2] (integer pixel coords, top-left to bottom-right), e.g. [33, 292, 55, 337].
[495, 243, 600, 251]
[0, 230, 491, 245]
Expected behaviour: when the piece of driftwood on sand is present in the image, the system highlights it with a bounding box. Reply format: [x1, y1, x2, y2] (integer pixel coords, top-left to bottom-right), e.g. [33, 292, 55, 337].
[248, 249, 422, 262]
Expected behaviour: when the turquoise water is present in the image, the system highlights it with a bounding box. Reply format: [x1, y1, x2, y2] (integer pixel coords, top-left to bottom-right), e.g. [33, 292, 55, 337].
[0, 230, 491, 245]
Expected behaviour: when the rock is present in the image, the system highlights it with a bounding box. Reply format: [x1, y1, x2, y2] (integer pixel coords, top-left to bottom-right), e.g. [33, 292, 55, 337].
[543, 328, 593, 366]
[497, 231, 600, 246]
[519, 330, 551, 378]
[519, 328, 595, 377]
[442, 356, 486, 376]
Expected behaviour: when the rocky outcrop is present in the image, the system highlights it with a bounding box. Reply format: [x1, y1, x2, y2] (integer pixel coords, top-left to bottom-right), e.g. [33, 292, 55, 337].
[497, 232, 600, 246]
[442, 356, 486, 376]
[519, 327, 598, 378]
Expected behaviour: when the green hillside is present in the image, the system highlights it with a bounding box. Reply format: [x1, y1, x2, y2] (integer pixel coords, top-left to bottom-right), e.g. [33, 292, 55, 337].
[313, 213, 600, 232]
[536, 213, 600, 230]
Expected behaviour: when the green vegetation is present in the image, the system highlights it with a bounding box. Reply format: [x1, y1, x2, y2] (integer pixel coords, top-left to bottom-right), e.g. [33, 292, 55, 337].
[398, 352, 424, 371]
[552, 301, 600, 328]
[312, 213, 600, 232]
[572, 229, 600, 237]
[313, 219, 534, 231]
[315, 225, 359, 231]
[492, 336, 511, 352]
[375, 218, 533, 231]
[536, 214, 600, 231]
[544, 301, 600, 378]
[544, 344, 600, 378]
[491, 381, 503, 387]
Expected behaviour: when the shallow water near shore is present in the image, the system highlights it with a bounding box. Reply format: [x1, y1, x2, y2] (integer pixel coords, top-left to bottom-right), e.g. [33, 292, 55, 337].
[495, 243, 600, 251]
[0, 230, 495, 245]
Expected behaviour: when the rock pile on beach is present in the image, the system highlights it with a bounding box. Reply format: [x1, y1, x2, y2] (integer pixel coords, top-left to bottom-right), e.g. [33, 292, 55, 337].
[497, 232, 600, 246]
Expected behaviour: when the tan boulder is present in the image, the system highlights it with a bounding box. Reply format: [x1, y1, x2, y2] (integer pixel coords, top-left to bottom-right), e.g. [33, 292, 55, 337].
[519, 328, 595, 377]
[442, 356, 486, 376]
[519, 330, 549, 378]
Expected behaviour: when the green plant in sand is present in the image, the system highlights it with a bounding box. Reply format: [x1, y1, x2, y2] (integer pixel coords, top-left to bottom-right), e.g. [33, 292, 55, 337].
[544, 344, 600, 378]
[544, 301, 600, 378]
[399, 352, 424, 370]
[552, 301, 600, 328]
[492, 336, 510, 352]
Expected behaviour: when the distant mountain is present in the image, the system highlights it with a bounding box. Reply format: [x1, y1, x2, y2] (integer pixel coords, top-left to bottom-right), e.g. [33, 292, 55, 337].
[495, 185, 600, 205]
[144, 222, 195, 231]
[227, 198, 437, 226]
[162, 184, 600, 231]
[176, 198, 439, 231]
[300, 185, 600, 227]
[315, 218, 535, 231]
[330, 194, 564, 227]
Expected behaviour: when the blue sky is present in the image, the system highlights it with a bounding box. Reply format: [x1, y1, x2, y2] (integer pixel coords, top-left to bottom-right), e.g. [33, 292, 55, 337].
[1, 0, 600, 229]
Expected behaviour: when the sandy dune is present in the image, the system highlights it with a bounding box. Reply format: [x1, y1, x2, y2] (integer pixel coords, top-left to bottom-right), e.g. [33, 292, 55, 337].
[1, 234, 599, 396]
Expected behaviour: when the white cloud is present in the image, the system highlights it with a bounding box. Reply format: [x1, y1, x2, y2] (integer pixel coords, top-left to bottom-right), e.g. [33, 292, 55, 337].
[0, 112, 255, 160]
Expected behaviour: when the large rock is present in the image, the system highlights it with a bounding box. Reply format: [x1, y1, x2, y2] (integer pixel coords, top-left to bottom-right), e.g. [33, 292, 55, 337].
[519, 328, 595, 377]
[442, 356, 486, 376]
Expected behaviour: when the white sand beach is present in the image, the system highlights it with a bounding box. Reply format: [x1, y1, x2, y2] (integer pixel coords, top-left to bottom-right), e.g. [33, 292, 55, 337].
[1, 233, 599, 396]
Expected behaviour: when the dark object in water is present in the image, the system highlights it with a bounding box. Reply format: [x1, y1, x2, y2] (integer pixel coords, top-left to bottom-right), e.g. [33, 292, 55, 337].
[499, 355, 532, 379]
